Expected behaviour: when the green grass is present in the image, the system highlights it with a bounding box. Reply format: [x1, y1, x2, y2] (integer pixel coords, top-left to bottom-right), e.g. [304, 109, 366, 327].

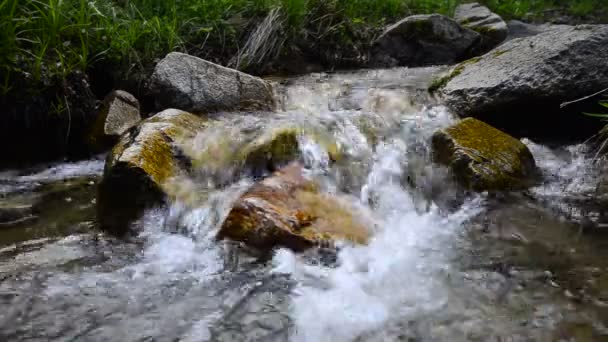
[0, 0, 606, 98]
[479, 0, 606, 20]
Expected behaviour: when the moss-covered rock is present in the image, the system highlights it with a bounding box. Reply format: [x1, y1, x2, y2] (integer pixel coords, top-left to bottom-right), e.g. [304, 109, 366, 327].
[428, 57, 482, 93]
[454, 3, 508, 53]
[432, 118, 537, 191]
[218, 163, 369, 251]
[97, 109, 206, 235]
[439, 25, 608, 139]
[88, 90, 141, 152]
[238, 127, 341, 174]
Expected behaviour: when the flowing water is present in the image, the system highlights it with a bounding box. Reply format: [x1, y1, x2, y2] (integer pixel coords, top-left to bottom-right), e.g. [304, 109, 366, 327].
[2, 67, 608, 341]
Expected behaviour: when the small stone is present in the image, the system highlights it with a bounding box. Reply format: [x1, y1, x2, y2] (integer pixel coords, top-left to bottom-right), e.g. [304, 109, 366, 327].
[88, 90, 141, 151]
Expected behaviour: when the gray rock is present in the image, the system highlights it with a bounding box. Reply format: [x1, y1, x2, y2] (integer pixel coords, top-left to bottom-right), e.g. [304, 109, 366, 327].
[88, 90, 141, 151]
[97, 109, 207, 235]
[505, 20, 567, 41]
[149, 52, 275, 113]
[454, 2, 508, 52]
[432, 118, 537, 191]
[438, 25, 608, 138]
[371, 14, 480, 67]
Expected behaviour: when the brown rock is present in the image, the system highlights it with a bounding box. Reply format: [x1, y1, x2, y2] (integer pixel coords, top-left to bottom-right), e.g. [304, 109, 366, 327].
[218, 163, 369, 251]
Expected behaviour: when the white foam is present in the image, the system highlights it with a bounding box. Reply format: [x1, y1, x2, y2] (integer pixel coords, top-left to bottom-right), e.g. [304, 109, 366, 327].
[272, 134, 482, 341]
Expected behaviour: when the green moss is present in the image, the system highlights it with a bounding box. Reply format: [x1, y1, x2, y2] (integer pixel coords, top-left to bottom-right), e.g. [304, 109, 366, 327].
[470, 25, 498, 35]
[492, 49, 510, 57]
[432, 118, 537, 191]
[240, 127, 301, 171]
[238, 126, 342, 171]
[428, 57, 481, 93]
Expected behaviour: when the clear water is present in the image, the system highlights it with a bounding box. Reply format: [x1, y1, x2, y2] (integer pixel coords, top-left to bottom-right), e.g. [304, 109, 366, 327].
[1, 67, 608, 341]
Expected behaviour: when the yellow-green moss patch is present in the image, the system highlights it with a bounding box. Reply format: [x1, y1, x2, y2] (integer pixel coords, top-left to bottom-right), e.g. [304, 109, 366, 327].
[428, 57, 482, 93]
[432, 118, 537, 191]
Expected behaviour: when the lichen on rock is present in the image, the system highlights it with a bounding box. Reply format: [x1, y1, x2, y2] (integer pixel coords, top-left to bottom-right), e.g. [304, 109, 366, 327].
[432, 118, 538, 191]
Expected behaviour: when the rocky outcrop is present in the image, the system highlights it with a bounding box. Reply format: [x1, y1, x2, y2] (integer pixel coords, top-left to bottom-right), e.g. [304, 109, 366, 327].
[218, 163, 369, 251]
[149, 52, 274, 113]
[432, 118, 537, 191]
[435, 25, 608, 139]
[371, 14, 480, 67]
[88, 90, 141, 151]
[97, 109, 206, 235]
[454, 3, 508, 52]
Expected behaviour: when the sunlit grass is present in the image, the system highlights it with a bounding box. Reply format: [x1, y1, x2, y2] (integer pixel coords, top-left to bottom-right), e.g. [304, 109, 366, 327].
[0, 0, 605, 97]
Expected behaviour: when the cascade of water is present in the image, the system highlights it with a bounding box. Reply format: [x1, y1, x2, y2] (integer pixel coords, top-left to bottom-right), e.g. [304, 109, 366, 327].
[2, 68, 607, 341]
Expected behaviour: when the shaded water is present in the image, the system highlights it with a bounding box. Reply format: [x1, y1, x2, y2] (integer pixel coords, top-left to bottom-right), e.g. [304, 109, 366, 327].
[1, 67, 608, 341]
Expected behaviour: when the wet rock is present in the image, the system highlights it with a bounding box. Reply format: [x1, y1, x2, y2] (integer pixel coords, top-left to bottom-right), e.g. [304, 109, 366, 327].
[218, 163, 369, 251]
[454, 3, 507, 53]
[432, 118, 537, 191]
[370, 14, 480, 67]
[149, 52, 275, 113]
[88, 90, 141, 151]
[238, 127, 341, 175]
[97, 109, 206, 235]
[436, 25, 608, 139]
[0, 205, 36, 227]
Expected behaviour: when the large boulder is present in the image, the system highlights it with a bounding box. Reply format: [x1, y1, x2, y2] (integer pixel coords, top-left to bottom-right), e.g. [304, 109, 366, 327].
[149, 52, 275, 113]
[97, 109, 206, 235]
[436, 25, 608, 139]
[370, 14, 480, 67]
[454, 3, 508, 52]
[88, 90, 141, 151]
[432, 118, 537, 191]
[218, 163, 369, 251]
[505, 20, 563, 40]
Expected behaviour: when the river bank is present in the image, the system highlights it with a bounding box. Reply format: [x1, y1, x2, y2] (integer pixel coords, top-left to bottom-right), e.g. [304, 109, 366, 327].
[2, 0, 608, 168]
